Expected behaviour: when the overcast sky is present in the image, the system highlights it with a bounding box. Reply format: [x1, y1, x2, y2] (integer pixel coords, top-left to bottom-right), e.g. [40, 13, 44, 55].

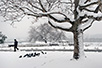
[0, 17, 48, 40]
[0, 16, 32, 40]
[0, 16, 102, 40]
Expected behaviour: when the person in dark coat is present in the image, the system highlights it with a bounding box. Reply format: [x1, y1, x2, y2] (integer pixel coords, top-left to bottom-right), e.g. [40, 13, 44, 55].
[14, 39, 19, 52]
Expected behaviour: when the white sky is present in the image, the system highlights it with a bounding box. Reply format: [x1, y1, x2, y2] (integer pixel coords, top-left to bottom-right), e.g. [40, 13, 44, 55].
[84, 21, 102, 35]
[0, 16, 33, 40]
[0, 16, 102, 40]
[0, 17, 48, 40]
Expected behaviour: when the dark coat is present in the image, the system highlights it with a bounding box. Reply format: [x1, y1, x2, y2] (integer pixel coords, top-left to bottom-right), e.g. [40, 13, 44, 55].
[14, 40, 18, 48]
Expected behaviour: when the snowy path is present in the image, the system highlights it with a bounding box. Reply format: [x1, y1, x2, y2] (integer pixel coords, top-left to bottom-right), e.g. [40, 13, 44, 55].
[0, 51, 102, 68]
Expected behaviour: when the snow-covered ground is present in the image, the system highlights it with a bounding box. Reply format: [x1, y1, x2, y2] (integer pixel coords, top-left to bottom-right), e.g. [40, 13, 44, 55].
[0, 51, 102, 68]
[0, 42, 102, 68]
[0, 42, 102, 51]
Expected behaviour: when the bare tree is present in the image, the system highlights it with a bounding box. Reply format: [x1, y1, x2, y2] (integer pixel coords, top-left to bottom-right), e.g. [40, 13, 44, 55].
[0, 0, 102, 60]
[0, 32, 7, 44]
[29, 23, 68, 43]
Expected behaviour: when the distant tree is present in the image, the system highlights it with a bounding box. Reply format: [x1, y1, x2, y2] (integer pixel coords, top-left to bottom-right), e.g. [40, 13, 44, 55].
[29, 23, 68, 43]
[0, 32, 7, 44]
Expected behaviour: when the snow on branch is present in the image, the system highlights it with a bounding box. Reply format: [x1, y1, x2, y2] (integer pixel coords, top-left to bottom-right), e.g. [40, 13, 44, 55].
[79, 0, 98, 6]
[48, 12, 73, 22]
[77, 0, 102, 17]
[48, 18, 72, 32]
[35, 11, 74, 24]
[80, 19, 94, 31]
[50, 14, 66, 21]
[78, 2, 102, 20]
[85, 11, 102, 17]
[0, 0, 74, 23]
[78, 9, 102, 18]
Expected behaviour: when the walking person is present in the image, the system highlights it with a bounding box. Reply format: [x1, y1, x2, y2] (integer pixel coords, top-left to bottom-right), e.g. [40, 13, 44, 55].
[14, 39, 19, 52]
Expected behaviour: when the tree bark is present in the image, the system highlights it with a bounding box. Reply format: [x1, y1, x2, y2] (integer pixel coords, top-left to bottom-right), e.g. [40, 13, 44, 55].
[73, 29, 85, 60]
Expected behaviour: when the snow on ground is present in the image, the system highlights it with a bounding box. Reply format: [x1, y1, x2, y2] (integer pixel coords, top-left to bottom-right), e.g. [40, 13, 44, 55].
[0, 42, 102, 51]
[0, 42, 102, 68]
[0, 51, 102, 68]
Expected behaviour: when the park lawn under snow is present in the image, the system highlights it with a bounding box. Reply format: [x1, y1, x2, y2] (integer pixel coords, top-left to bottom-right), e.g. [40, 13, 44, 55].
[0, 51, 102, 68]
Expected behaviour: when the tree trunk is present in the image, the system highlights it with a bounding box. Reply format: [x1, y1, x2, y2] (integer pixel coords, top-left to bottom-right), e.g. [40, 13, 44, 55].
[73, 29, 85, 60]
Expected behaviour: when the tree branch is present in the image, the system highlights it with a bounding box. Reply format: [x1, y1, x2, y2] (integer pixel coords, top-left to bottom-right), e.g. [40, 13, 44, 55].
[28, 1, 44, 12]
[80, 3, 101, 13]
[83, 19, 94, 31]
[38, 0, 47, 12]
[82, 1, 98, 7]
[48, 12, 72, 23]
[48, 18, 72, 32]
[79, 0, 99, 12]
[86, 14, 102, 21]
